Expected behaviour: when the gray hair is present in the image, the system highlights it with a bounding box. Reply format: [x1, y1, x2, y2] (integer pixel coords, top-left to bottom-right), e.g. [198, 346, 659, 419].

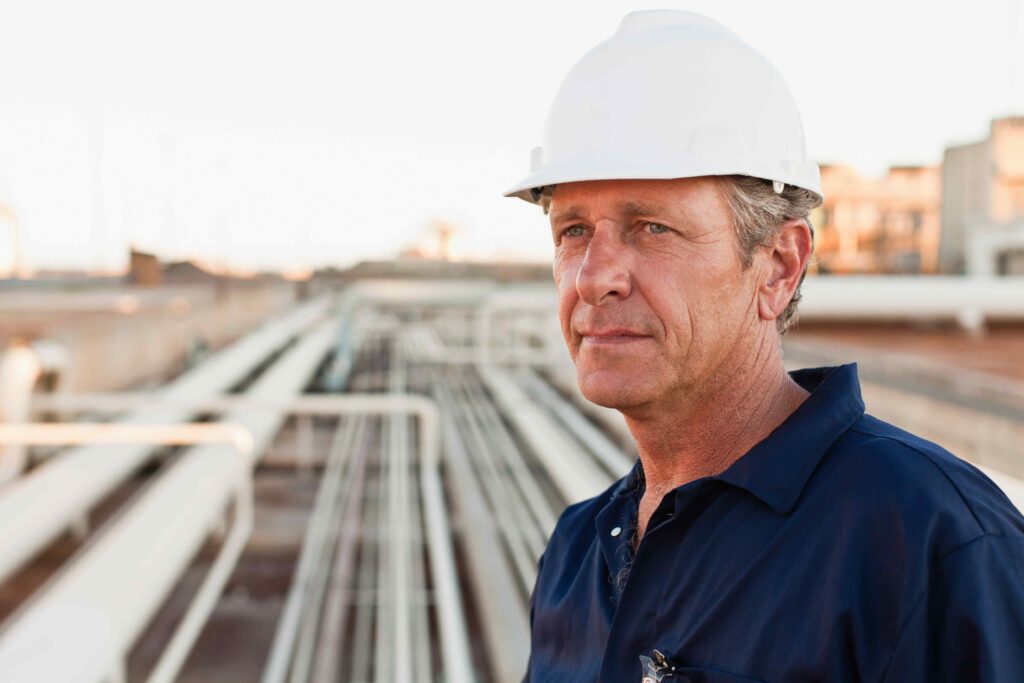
[717, 175, 821, 335]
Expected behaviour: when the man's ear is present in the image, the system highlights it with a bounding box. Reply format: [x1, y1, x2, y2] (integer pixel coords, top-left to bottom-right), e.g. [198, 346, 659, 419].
[757, 219, 813, 324]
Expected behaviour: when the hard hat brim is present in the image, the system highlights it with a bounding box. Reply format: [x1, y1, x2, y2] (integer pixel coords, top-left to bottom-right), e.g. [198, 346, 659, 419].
[504, 156, 822, 206]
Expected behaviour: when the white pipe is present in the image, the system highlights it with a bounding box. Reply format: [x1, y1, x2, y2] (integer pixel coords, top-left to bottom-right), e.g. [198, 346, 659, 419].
[434, 379, 527, 683]
[385, 346, 412, 683]
[393, 344, 436, 683]
[966, 222, 1024, 277]
[474, 287, 558, 366]
[0, 338, 68, 483]
[249, 395, 473, 683]
[798, 275, 1024, 325]
[0, 423, 253, 452]
[517, 368, 633, 478]
[0, 318, 339, 683]
[310, 422, 370, 683]
[0, 424, 253, 683]
[413, 398, 475, 683]
[0, 343, 42, 484]
[347, 488, 377, 682]
[0, 298, 329, 583]
[271, 417, 366, 683]
[373, 389, 394, 683]
[478, 365, 612, 504]
[146, 472, 253, 683]
[447, 370, 545, 592]
[457, 369, 559, 540]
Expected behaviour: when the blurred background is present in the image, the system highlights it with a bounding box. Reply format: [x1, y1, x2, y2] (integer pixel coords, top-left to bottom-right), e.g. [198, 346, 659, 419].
[0, 1, 1022, 681]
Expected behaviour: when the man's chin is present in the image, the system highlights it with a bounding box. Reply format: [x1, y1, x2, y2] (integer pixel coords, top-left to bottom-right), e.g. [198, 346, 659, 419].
[576, 371, 650, 411]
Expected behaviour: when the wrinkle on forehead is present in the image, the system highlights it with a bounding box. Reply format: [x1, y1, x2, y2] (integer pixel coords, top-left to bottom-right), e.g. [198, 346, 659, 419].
[549, 199, 669, 225]
[548, 178, 729, 227]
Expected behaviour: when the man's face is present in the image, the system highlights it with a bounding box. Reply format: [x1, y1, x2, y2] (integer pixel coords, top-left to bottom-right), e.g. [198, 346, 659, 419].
[549, 177, 765, 416]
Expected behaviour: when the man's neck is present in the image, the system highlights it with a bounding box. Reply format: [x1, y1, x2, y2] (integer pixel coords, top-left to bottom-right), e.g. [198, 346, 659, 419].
[623, 333, 809, 541]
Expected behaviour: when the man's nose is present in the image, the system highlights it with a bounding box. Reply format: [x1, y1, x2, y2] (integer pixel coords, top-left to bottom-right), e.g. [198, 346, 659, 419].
[575, 229, 631, 306]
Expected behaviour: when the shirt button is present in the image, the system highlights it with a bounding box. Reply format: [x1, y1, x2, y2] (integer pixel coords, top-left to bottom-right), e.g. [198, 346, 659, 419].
[610, 526, 622, 537]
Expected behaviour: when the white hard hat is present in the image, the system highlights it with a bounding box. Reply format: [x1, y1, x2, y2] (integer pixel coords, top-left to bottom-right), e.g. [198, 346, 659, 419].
[504, 10, 822, 206]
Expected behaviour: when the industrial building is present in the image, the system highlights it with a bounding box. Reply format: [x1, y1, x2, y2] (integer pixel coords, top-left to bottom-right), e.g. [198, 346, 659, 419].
[813, 164, 941, 274]
[940, 116, 1024, 274]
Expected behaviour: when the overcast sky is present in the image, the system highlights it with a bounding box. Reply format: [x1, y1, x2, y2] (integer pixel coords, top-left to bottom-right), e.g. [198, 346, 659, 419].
[0, 0, 1022, 274]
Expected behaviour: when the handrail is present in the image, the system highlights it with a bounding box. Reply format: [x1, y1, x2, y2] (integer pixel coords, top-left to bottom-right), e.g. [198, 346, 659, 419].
[0, 423, 254, 453]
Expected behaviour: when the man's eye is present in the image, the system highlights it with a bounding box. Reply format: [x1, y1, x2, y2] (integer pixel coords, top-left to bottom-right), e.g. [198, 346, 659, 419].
[645, 222, 670, 234]
[562, 225, 586, 238]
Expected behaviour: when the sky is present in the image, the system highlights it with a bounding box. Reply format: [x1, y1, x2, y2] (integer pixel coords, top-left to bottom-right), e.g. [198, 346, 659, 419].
[0, 0, 1022, 274]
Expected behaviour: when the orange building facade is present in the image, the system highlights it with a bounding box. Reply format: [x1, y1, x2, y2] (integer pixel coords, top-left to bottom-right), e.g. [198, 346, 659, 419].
[811, 164, 942, 274]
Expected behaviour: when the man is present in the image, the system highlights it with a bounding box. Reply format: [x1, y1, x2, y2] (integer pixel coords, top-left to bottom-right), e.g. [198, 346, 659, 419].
[504, 11, 1024, 682]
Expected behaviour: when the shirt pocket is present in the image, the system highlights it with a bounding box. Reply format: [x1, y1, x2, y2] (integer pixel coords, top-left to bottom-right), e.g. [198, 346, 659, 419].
[670, 666, 767, 683]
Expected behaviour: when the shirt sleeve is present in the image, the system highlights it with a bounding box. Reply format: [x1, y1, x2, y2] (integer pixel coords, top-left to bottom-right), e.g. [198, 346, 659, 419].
[881, 534, 1024, 682]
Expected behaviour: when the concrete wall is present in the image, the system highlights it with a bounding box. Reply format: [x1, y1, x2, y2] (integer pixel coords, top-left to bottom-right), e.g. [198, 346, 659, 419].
[4, 282, 297, 392]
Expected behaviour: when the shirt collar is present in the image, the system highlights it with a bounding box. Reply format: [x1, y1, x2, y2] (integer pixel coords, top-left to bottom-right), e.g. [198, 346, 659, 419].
[611, 458, 645, 499]
[714, 363, 866, 514]
[611, 363, 866, 514]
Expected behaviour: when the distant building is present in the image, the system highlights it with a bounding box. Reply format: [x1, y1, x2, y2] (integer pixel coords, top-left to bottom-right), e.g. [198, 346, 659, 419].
[128, 248, 162, 286]
[812, 164, 941, 274]
[162, 259, 218, 285]
[128, 249, 230, 286]
[312, 258, 552, 290]
[940, 116, 1024, 274]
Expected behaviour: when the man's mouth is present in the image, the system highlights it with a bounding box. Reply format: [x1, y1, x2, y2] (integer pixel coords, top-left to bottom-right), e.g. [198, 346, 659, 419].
[579, 329, 651, 345]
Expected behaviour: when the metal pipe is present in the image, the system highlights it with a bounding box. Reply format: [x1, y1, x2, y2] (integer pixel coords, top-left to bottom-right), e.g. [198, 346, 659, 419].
[147, 471, 253, 683]
[0, 318, 339, 683]
[386, 343, 413, 683]
[309, 420, 370, 683]
[473, 287, 558, 366]
[516, 368, 633, 478]
[797, 275, 1024, 324]
[433, 373, 528, 683]
[0, 341, 42, 484]
[0, 298, 329, 583]
[392, 341, 434, 683]
[0, 424, 253, 683]
[457, 368, 559, 540]
[477, 365, 612, 504]
[347, 461, 378, 683]
[447, 369, 543, 593]
[280, 417, 367, 683]
[417, 389, 476, 683]
[373, 412, 393, 683]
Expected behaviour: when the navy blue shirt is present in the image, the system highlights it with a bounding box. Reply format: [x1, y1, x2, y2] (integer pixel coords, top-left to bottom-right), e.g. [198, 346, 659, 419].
[525, 364, 1024, 682]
